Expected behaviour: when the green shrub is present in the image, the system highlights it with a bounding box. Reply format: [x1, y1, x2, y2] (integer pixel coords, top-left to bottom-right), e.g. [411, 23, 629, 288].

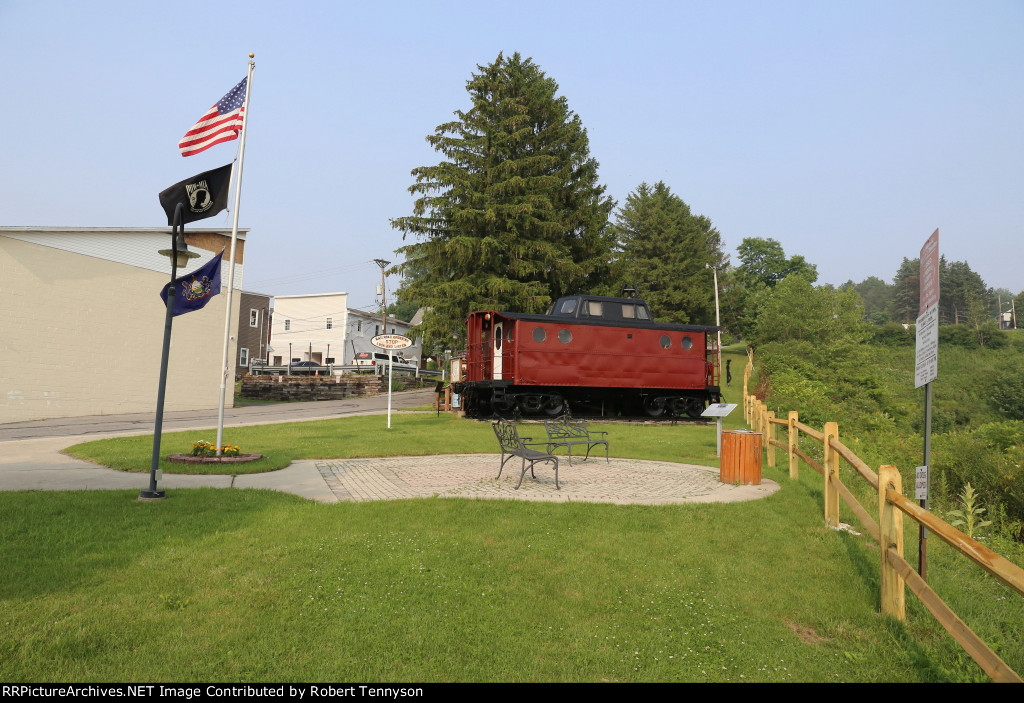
[870, 322, 914, 346]
[990, 360, 1024, 418]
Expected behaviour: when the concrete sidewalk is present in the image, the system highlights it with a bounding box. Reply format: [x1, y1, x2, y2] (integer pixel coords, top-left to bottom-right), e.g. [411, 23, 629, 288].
[0, 389, 779, 505]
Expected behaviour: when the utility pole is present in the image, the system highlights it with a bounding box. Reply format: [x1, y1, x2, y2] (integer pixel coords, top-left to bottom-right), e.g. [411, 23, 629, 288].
[707, 263, 723, 387]
[373, 259, 391, 337]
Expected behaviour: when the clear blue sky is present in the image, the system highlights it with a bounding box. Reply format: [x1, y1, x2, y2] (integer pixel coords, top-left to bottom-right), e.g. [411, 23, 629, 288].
[2, 0, 1021, 314]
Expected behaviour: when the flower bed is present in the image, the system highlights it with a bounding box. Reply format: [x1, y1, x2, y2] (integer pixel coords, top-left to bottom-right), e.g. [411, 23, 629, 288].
[167, 452, 263, 464]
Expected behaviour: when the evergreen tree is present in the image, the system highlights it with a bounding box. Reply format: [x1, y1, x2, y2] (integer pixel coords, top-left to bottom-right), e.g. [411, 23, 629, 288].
[610, 182, 726, 324]
[890, 257, 920, 324]
[391, 52, 614, 347]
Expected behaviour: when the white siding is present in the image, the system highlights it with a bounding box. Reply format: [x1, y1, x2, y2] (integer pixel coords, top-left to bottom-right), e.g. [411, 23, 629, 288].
[270, 293, 348, 363]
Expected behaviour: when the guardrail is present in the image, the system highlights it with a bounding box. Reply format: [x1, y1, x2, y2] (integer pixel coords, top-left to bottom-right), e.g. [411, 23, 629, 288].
[743, 351, 1024, 683]
[249, 364, 442, 378]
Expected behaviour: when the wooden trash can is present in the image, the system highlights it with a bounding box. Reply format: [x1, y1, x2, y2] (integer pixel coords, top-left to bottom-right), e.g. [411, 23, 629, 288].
[720, 430, 762, 485]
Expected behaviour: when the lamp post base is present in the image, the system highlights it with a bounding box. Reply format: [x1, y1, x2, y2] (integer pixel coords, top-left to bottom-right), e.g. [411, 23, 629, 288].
[138, 489, 166, 500]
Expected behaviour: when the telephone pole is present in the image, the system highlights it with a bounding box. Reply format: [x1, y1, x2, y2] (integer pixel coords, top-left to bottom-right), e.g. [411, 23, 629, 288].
[373, 259, 391, 336]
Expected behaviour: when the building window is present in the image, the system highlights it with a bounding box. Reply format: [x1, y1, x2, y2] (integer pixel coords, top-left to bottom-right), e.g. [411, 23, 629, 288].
[375, 325, 380, 336]
[239, 348, 249, 366]
[285, 320, 291, 331]
[249, 309, 259, 327]
[326, 357, 335, 364]
[326, 318, 333, 330]
[357, 321, 362, 332]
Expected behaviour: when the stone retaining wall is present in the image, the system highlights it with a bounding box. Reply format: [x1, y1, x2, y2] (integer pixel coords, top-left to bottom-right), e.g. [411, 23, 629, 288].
[240, 375, 384, 402]
[240, 375, 426, 402]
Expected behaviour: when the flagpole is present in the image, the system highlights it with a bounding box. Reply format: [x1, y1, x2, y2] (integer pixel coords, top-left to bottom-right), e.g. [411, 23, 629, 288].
[216, 53, 255, 456]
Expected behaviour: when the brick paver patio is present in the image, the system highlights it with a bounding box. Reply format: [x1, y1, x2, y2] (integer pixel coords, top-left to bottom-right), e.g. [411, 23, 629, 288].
[313, 454, 778, 505]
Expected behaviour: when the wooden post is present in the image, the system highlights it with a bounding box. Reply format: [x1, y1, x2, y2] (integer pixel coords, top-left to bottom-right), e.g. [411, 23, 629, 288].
[788, 410, 799, 479]
[766, 410, 776, 467]
[879, 465, 906, 620]
[823, 422, 839, 527]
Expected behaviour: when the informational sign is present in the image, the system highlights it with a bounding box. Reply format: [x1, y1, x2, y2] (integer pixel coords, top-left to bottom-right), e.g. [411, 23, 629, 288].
[915, 466, 929, 501]
[701, 403, 738, 457]
[371, 334, 412, 350]
[701, 403, 738, 418]
[914, 229, 940, 388]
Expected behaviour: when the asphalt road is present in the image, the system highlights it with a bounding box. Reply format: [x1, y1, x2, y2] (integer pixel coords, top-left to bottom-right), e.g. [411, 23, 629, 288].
[0, 388, 438, 442]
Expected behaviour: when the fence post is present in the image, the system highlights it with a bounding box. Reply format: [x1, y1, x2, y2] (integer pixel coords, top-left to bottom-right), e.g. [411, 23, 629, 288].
[823, 421, 840, 527]
[766, 411, 776, 467]
[878, 465, 906, 620]
[788, 410, 799, 479]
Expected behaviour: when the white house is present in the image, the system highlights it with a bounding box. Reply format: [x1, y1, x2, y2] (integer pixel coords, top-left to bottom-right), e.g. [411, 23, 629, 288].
[0, 227, 245, 424]
[269, 292, 348, 366]
[345, 308, 422, 366]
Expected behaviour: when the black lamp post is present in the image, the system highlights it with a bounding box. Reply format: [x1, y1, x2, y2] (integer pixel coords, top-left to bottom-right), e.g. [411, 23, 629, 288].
[140, 203, 200, 500]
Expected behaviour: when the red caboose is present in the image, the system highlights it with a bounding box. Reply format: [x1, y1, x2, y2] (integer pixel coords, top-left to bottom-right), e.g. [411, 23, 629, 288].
[455, 295, 721, 418]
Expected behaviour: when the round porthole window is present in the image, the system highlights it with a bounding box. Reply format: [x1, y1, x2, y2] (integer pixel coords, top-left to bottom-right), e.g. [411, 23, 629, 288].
[533, 327, 547, 343]
[558, 329, 573, 344]
[681, 336, 693, 350]
[660, 334, 671, 349]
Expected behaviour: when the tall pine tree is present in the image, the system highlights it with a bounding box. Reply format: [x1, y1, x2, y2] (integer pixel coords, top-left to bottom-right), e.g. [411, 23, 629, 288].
[391, 52, 614, 347]
[610, 182, 725, 324]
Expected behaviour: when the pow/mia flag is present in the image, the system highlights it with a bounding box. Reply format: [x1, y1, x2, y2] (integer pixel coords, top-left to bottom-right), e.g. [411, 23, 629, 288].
[158, 163, 232, 225]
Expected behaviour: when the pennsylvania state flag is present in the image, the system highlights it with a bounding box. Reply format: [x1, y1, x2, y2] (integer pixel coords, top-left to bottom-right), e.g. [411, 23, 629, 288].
[160, 252, 223, 316]
[158, 164, 232, 225]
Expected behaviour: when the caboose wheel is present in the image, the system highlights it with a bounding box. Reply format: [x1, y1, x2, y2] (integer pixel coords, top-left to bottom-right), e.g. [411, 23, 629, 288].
[542, 396, 565, 417]
[642, 396, 665, 418]
[491, 394, 517, 418]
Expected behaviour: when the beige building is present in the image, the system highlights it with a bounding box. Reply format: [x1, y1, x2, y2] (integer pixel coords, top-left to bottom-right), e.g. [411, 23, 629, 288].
[0, 227, 246, 424]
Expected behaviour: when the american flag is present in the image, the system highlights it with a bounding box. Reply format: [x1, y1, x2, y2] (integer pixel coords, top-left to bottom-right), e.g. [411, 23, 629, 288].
[178, 78, 247, 157]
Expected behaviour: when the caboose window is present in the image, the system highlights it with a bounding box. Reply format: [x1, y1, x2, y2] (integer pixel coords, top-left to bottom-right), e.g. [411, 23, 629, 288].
[586, 301, 603, 317]
[681, 336, 693, 350]
[558, 329, 573, 344]
[533, 327, 547, 342]
[622, 304, 635, 319]
[637, 306, 650, 320]
[660, 335, 671, 349]
[558, 298, 578, 315]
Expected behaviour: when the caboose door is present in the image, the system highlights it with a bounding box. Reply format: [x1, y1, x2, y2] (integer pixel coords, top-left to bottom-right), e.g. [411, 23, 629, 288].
[493, 322, 504, 379]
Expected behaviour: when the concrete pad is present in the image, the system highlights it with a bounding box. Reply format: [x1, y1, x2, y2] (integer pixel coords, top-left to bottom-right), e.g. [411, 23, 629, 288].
[233, 461, 338, 503]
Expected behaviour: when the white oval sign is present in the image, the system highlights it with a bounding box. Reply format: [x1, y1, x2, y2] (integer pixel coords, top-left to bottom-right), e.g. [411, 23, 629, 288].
[371, 334, 412, 350]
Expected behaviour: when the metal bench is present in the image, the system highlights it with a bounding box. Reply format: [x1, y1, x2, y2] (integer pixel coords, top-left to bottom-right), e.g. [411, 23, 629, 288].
[541, 415, 609, 465]
[492, 419, 560, 490]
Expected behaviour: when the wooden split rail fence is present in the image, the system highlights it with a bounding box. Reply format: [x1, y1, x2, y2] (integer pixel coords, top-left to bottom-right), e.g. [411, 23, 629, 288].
[742, 354, 1024, 683]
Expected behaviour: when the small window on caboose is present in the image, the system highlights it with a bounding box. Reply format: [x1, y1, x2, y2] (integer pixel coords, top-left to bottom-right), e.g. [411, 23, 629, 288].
[586, 301, 603, 317]
[621, 304, 636, 319]
[636, 306, 650, 320]
[558, 298, 578, 315]
[681, 336, 693, 350]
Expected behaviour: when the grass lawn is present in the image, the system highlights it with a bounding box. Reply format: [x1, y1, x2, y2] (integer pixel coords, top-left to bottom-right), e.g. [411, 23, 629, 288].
[5, 349, 1021, 682]
[1, 483, 998, 683]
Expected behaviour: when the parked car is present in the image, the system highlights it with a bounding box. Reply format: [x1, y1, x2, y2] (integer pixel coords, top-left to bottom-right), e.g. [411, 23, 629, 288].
[352, 352, 417, 374]
[289, 361, 324, 375]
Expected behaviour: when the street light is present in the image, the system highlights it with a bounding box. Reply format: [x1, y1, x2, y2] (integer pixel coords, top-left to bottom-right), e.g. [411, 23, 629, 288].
[141, 203, 200, 500]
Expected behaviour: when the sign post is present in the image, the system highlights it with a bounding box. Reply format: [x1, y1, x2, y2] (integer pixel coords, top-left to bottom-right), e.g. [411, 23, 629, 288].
[371, 334, 413, 428]
[914, 228, 940, 579]
[700, 403, 739, 456]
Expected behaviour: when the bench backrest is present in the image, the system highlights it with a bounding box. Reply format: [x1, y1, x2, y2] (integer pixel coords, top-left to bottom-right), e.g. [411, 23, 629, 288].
[544, 416, 588, 440]
[493, 419, 524, 452]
